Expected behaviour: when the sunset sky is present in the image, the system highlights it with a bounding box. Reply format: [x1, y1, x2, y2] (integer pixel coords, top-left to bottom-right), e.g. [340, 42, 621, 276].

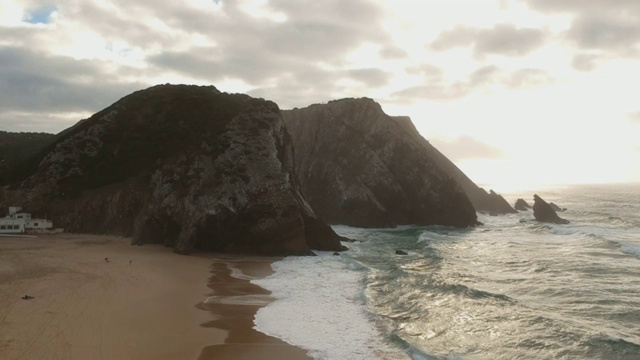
[1, 0, 639, 187]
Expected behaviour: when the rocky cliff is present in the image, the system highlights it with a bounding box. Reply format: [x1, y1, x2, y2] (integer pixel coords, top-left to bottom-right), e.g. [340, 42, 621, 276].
[0, 131, 56, 186]
[390, 116, 515, 215]
[0, 84, 344, 255]
[282, 98, 478, 228]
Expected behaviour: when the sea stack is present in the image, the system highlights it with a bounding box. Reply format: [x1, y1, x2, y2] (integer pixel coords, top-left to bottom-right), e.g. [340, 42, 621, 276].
[0, 85, 344, 255]
[514, 198, 532, 211]
[283, 98, 478, 228]
[549, 202, 566, 212]
[532, 195, 569, 224]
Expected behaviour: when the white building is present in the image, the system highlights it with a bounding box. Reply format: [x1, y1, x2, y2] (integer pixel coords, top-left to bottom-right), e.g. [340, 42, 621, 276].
[0, 207, 54, 234]
[0, 218, 25, 233]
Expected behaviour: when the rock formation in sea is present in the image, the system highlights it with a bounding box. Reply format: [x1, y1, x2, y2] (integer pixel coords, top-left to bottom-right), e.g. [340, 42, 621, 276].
[514, 198, 532, 211]
[549, 202, 566, 212]
[0, 84, 344, 255]
[282, 98, 478, 228]
[532, 195, 570, 224]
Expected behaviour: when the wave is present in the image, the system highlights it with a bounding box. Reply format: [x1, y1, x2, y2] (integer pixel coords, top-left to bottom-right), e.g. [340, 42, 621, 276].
[252, 253, 407, 360]
[583, 334, 640, 360]
[434, 282, 514, 303]
[619, 243, 640, 257]
[522, 219, 640, 259]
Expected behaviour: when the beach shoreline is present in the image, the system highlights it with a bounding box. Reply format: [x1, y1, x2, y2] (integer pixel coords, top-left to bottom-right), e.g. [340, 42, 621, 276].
[0, 233, 310, 360]
[199, 257, 312, 360]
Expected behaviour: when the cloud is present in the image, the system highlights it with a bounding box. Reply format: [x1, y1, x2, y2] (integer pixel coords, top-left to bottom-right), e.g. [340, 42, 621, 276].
[346, 68, 390, 87]
[391, 66, 497, 102]
[0, 110, 88, 134]
[430, 24, 546, 57]
[468, 65, 501, 87]
[406, 63, 445, 79]
[152, 0, 390, 71]
[506, 68, 554, 88]
[248, 68, 347, 107]
[567, 13, 640, 52]
[431, 136, 506, 161]
[0, 0, 399, 131]
[571, 53, 602, 72]
[523, 0, 640, 14]
[379, 45, 407, 59]
[523, 0, 640, 64]
[391, 83, 467, 101]
[0, 47, 145, 113]
[390, 66, 552, 102]
[628, 111, 640, 123]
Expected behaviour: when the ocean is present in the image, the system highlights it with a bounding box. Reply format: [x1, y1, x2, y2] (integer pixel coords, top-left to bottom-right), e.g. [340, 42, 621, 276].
[252, 183, 640, 359]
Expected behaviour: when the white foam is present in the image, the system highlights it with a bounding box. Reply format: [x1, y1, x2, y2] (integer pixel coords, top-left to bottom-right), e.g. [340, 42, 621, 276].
[252, 252, 407, 360]
[204, 294, 273, 306]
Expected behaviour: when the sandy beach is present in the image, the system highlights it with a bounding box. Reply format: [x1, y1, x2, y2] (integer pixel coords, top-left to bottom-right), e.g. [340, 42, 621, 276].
[0, 233, 310, 360]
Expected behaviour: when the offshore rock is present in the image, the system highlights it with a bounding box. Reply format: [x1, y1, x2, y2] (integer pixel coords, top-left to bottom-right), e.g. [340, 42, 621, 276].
[533, 195, 570, 224]
[0, 84, 344, 255]
[514, 198, 532, 211]
[549, 202, 566, 212]
[282, 98, 477, 228]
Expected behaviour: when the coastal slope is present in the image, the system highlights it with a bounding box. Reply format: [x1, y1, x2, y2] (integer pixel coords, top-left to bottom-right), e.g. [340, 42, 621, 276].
[283, 98, 478, 228]
[0, 84, 343, 255]
[0, 131, 56, 185]
[391, 116, 516, 214]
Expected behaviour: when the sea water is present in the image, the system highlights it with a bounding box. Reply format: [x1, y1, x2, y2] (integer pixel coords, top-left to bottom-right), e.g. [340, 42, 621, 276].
[253, 183, 640, 359]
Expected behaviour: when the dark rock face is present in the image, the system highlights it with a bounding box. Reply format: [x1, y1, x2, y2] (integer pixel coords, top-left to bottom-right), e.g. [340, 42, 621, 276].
[549, 202, 566, 212]
[533, 195, 569, 224]
[0, 131, 56, 186]
[282, 98, 477, 228]
[0, 84, 344, 255]
[386, 116, 516, 215]
[514, 198, 532, 211]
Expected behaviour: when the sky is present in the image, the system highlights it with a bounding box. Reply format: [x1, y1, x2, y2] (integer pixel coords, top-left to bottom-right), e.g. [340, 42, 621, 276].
[1, 0, 639, 188]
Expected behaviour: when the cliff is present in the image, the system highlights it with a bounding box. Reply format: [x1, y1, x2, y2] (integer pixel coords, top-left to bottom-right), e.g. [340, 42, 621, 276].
[390, 116, 515, 214]
[0, 84, 344, 255]
[0, 131, 56, 186]
[282, 98, 478, 228]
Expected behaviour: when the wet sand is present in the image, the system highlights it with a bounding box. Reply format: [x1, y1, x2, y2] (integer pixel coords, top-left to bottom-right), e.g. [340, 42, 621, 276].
[199, 258, 312, 360]
[0, 233, 312, 360]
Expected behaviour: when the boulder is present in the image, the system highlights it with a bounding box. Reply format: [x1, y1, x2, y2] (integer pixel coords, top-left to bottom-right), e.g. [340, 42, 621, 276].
[514, 198, 532, 211]
[533, 195, 569, 224]
[395, 250, 409, 255]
